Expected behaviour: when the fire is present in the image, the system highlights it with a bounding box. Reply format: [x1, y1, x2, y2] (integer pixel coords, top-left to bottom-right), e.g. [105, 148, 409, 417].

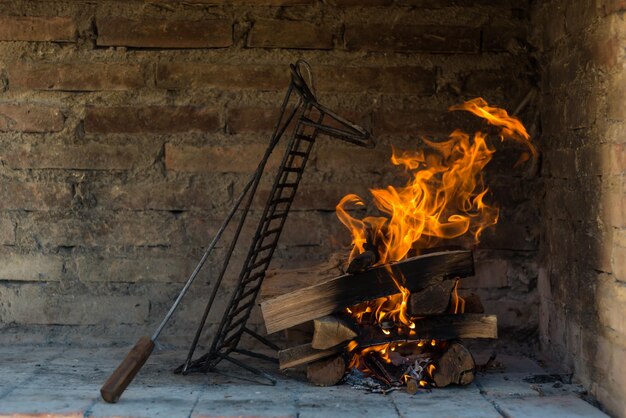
[338, 98, 533, 386]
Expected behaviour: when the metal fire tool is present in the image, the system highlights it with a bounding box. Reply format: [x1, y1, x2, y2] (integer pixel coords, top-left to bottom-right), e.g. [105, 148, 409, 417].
[100, 60, 375, 403]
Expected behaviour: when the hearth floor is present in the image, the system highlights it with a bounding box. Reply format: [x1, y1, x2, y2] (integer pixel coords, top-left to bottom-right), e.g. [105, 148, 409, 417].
[0, 344, 608, 418]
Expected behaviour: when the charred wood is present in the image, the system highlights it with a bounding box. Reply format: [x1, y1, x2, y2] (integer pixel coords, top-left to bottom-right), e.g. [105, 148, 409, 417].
[347, 250, 377, 274]
[261, 250, 474, 334]
[407, 280, 456, 316]
[306, 354, 346, 386]
[357, 314, 497, 347]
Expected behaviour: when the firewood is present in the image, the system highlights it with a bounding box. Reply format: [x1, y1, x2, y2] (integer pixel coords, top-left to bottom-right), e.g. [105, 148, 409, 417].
[358, 314, 498, 347]
[431, 342, 475, 387]
[306, 354, 346, 386]
[261, 254, 346, 301]
[278, 343, 343, 370]
[408, 280, 455, 316]
[312, 315, 358, 350]
[261, 250, 474, 334]
[461, 293, 485, 313]
[347, 250, 376, 274]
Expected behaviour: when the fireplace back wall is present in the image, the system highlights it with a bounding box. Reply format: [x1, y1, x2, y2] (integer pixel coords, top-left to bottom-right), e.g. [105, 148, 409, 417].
[0, 1, 539, 348]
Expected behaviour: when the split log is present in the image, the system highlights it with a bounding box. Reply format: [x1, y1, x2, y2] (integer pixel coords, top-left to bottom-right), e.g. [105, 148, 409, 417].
[278, 343, 343, 370]
[312, 315, 358, 350]
[261, 250, 474, 334]
[408, 280, 455, 316]
[431, 342, 475, 387]
[261, 254, 346, 301]
[306, 355, 346, 386]
[358, 314, 497, 347]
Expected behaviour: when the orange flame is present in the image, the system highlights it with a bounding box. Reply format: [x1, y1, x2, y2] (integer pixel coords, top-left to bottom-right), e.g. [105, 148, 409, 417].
[338, 98, 533, 384]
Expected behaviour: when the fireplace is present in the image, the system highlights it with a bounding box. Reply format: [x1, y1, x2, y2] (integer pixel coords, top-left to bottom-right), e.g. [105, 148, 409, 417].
[0, 0, 623, 416]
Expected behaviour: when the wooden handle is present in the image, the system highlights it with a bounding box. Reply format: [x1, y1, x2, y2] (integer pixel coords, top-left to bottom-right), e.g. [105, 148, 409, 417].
[100, 336, 155, 403]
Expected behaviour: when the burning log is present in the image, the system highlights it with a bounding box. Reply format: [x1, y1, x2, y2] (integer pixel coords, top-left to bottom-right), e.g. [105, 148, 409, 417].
[357, 314, 497, 347]
[279, 314, 495, 371]
[431, 342, 475, 387]
[407, 280, 456, 316]
[306, 355, 346, 386]
[346, 250, 377, 274]
[261, 250, 474, 334]
[312, 315, 358, 350]
[278, 343, 343, 370]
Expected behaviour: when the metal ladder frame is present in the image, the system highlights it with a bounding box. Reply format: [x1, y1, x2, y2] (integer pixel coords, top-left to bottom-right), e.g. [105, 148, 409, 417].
[175, 61, 375, 382]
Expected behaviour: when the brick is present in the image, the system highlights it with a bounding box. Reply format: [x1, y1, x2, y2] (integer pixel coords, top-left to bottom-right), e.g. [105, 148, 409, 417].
[462, 71, 509, 96]
[84, 106, 221, 134]
[187, 212, 321, 248]
[0, 251, 64, 281]
[398, 0, 520, 6]
[257, 182, 371, 211]
[542, 148, 576, 178]
[228, 106, 366, 134]
[598, 274, 626, 334]
[248, 19, 333, 50]
[608, 72, 625, 121]
[2, 143, 155, 170]
[166, 0, 311, 4]
[156, 63, 287, 91]
[468, 258, 509, 288]
[374, 109, 463, 136]
[165, 143, 277, 173]
[8, 63, 145, 91]
[482, 26, 527, 52]
[93, 180, 232, 211]
[479, 219, 538, 251]
[21, 212, 184, 248]
[329, 0, 392, 5]
[0, 16, 75, 42]
[227, 107, 279, 134]
[0, 103, 64, 132]
[75, 254, 194, 283]
[603, 177, 625, 228]
[316, 66, 436, 95]
[496, 396, 608, 418]
[316, 145, 390, 173]
[0, 283, 148, 325]
[0, 182, 72, 210]
[97, 17, 232, 48]
[345, 24, 480, 54]
[613, 229, 626, 282]
[0, 218, 15, 245]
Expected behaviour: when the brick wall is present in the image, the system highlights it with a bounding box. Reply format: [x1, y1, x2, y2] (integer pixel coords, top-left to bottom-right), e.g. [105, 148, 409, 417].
[532, 1, 625, 416]
[0, 1, 538, 347]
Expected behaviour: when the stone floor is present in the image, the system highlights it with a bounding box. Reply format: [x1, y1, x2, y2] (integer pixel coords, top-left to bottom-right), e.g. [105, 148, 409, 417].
[0, 343, 609, 418]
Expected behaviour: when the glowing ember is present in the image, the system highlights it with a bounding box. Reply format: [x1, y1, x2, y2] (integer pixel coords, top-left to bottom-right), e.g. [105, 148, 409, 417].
[336, 98, 534, 387]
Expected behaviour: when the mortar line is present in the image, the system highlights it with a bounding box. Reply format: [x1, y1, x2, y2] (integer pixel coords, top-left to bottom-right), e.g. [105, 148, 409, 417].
[475, 380, 507, 418]
[0, 345, 68, 401]
[389, 393, 403, 418]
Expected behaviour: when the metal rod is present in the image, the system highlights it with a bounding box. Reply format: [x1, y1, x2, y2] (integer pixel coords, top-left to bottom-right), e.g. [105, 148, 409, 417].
[219, 353, 277, 385]
[150, 170, 258, 342]
[243, 327, 281, 351]
[232, 348, 279, 364]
